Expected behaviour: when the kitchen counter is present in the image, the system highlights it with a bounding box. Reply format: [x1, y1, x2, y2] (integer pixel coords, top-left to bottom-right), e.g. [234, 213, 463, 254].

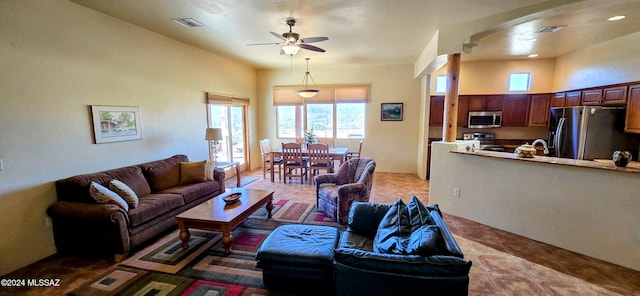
[450, 150, 640, 174]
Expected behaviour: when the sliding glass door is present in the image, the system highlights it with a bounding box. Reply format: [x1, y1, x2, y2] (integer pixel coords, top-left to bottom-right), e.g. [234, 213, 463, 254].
[208, 104, 248, 171]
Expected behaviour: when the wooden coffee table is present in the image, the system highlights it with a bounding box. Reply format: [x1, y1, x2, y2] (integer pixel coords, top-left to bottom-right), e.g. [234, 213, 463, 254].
[176, 188, 274, 253]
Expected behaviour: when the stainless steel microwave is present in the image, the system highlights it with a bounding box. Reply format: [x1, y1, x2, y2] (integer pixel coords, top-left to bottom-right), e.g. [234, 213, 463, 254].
[468, 111, 502, 128]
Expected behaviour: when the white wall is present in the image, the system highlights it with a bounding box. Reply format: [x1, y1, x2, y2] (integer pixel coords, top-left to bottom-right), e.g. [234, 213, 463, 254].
[430, 143, 640, 271]
[554, 31, 640, 91]
[0, 0, 257, 275]
[257, 64, 422, 173]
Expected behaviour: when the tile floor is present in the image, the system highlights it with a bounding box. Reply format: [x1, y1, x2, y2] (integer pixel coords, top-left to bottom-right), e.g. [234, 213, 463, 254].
[1, 169, 639, 295]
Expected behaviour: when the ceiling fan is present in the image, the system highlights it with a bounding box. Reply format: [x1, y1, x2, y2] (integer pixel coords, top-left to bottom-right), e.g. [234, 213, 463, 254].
[247, 17, 328, 56]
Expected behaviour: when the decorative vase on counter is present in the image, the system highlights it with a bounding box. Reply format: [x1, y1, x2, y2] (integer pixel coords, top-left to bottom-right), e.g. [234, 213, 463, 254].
[515, 143, 536, 158]
[612, 150, 632, 167]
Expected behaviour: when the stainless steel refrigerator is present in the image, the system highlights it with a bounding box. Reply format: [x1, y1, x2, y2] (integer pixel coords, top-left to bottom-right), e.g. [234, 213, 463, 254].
[548, 106, 639, 160]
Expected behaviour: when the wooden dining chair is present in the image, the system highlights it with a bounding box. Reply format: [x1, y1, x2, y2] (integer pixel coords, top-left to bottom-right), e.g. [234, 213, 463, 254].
[308, 143, 334, 181]
[346, 140, 363, 160]
[281, 142, 308, 184]
[260, 139, 282, 180]
[317, 138, 334, 148]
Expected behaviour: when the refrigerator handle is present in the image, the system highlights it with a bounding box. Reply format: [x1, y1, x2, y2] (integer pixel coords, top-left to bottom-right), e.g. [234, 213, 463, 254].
[554, 117, 565, 157]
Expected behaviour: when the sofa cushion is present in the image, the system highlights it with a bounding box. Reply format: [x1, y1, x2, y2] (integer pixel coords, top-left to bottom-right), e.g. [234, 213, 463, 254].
[109, 180, 139, 209]
[56, 172, 113, 203]
[407, 224, 440, 255]
[180, 160, 206, 185]
[160, 180, 220, 204]
[89, 181, 129, 211]
[373, 198, 410, 254]
[140, 155, 187, 192]
[407, 195, 434, 231]
[127, 193, 185, 227]
[318, 184, 340, 203]
[105, 166, 151, 197]
[334, 248, 472, 277]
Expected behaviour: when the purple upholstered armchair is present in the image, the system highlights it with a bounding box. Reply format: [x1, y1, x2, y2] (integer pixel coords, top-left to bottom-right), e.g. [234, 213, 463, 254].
[315, 157, 376, 224]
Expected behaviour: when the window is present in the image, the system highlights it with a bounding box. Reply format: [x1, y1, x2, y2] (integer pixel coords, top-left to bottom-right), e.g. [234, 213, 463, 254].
[306, 104, 333, 138]
[276, 105, 299, 138]
[273, 85, 369, 139]
[509, 73, 531, 91]
[435, 75, 447, 93]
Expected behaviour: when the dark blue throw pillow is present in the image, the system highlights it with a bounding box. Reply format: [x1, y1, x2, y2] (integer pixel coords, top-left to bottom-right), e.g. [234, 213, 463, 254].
[407, 194, 435, 231]
[406, 224, 440, 254]
[373, 198, 411, 254]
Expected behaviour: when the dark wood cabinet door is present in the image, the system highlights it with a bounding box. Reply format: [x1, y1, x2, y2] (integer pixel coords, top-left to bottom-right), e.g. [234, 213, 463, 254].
[551, 93, 566, 107]
[468, 96, 486, 111]
[566, 91, 581, 107]
[458, 96, 469, 126]
[581, 89, 603, 105]
[486, 95, 503, 110]
[603, 86, 627, 105]
[502, 95, 530, 126]
[529, 94, 550, 126]
[625, 85, 640, 133]
[429, 96, 445, 126]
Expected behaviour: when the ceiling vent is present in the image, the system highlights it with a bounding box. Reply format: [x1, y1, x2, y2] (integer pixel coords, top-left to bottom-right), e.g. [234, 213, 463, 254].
[537, 25, 566, 33]
[172, 18, 206, 28]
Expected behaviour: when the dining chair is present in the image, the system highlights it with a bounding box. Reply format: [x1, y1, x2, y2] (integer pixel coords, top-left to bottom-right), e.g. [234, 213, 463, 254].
[281, 142, 309, 184]
[346, 140, 363, 160]
[260, 139, 282, 180]
[308, 143, 334, 181]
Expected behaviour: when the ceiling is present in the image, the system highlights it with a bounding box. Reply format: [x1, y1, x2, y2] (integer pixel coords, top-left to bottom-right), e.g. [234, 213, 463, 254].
[69, 0, 640, 70]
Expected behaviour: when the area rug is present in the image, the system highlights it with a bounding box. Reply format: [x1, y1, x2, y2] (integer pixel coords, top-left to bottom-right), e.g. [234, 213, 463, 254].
[71, 199, 341, 296]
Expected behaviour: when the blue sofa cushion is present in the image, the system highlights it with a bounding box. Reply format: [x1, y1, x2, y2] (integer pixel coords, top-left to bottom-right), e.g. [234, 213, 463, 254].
[407, 195, 435, 230]
[373, 199, 411, 254]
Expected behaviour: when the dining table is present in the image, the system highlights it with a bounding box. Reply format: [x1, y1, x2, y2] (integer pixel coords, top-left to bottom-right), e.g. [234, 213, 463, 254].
[269, 147, 349, 182]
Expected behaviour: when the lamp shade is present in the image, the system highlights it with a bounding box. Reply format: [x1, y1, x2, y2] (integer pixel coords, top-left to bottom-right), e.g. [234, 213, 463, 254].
[296, 89, 319, 98]
[205, 128, 223, 141]
[282, 44, 300, 56]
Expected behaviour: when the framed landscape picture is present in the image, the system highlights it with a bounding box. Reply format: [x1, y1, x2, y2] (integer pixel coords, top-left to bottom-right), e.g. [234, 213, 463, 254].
[381, 103, 403, 121]
[91, 105, 142, 144]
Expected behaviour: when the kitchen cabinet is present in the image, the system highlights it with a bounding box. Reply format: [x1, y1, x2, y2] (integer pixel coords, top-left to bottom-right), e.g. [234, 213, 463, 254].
[468, 95, 502, 111]
[625, 84, 640, 133]
[529, 94, 550, 126]
[566, 91, 581, 107]
[429, 95, 468, 126]
[581, 89, 603, 105]
[602, 86, 627, 105]
[502, 95, 530, 126]
[429, 96, 444, 126]
[552, 93, 565, 107]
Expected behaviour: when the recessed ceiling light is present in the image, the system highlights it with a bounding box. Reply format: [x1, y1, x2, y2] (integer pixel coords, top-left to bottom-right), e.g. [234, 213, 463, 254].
[608, 15, 626, 21]
[528, 54, 539, 58]
[172, 18, 206, 28]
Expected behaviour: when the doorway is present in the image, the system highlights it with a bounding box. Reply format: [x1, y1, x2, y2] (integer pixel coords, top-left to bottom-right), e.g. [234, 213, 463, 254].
[208, 104, 249, 172]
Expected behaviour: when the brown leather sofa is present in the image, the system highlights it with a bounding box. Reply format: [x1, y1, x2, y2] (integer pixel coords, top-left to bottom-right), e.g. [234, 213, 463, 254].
[47, 154, 225, 261]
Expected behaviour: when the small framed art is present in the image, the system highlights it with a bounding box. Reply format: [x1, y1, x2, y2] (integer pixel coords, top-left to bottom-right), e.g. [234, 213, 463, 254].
[381, 103, 403, 121]
[91, 105, 142, 144]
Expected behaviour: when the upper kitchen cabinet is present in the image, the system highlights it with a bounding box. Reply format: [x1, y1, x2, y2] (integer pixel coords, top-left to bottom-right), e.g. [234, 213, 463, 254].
[625, 85, 640, 133]
[429, 95, 468, 126]
[581, 89, 603, 105]
[552, 93, 566, 107]
[565, 91, 581, 107]
[502, 94, 530, 126]
[602, 86, 627, 105]
[528, 94, 550, 126]
[429, 96, 444, 126]
[468, 95, 503, 111]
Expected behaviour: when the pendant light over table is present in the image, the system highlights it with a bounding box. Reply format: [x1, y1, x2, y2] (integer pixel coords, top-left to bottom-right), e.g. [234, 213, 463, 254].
[297, 58, 319, 98]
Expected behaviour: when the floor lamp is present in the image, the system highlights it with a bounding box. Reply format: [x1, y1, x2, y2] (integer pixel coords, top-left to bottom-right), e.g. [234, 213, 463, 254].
[205, 128, 223, 164]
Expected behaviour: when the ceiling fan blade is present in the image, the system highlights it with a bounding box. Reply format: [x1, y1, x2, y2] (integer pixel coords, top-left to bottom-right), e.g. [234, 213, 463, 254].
[300, 36, 328, 43]
[299, 43, 326, 53]
[246, 42, 282, 46]
[270, 31, 286, 41]
[280, 48, 286, 55]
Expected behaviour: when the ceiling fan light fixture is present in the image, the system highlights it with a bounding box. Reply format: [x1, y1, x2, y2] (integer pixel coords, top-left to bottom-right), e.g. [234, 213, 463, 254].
[297, 58, 319, 99]
[282, 44, 300, 56]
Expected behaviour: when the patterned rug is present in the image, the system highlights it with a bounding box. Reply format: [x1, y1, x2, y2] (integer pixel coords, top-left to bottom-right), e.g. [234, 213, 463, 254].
[69, 199, 341, 296]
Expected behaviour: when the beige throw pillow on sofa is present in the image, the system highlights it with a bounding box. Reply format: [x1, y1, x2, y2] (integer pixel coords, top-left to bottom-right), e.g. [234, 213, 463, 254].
[89, 181, 129, 211]
[109, 179, 139, 209]
[180, 160, 206, 185]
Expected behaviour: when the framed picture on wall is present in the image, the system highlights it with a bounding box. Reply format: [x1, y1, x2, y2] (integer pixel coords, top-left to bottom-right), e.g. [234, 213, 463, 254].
[381, 103, 403, 121]
[90, 105, 142, 144]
